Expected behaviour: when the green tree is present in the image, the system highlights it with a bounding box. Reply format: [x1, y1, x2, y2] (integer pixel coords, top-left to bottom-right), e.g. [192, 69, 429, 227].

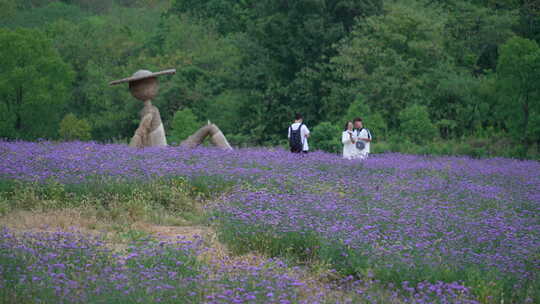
[61, 0, 112, 13]
[311, 122, 342, 153]
[496, 36, 540, 151]
[343, 94, 388, 140]
[398, 104, 438, 144]
[443, 0, 517, 71]
[169, 108, 201, 144]
[0, 2, 87, 28]
[246, 0, 382, 140]
[12, 0, 54, 10]
[170, 0, 383, 143]
[518, 0, 540, 43]
[168, 0, 250, 34]
[329, 0, 450, 129]
[205, 91, 248, 136]
[0, 0, 16, 19]
[45, 12, 164, 141]
[0, 28, 73, 140]
[59, 113, 91, 140]
[425, 65, 485, 138]
[147, 15, 245, 128]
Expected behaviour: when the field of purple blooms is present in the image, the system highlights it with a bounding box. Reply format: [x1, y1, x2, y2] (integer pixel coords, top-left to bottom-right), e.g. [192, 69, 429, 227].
[0, 140, 539, 303]
[0, 227, 329, 304]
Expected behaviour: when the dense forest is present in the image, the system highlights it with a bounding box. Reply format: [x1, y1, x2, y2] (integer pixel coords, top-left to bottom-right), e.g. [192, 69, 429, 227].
[1, 0, 539, 158]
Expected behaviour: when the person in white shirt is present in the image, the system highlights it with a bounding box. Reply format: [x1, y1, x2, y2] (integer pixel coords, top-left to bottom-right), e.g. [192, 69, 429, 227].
[353, 117, 372, 159]
[342, 121, 359, 159]
[288, 113, 310, 153]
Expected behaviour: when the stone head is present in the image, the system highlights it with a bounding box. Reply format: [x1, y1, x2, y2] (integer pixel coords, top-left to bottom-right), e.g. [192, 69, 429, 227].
[109, 68, 176, 102]
[129, 76, 159, 101]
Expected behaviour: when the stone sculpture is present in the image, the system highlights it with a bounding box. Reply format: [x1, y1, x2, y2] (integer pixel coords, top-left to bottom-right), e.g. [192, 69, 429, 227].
[110, 69, 233, 150]
[180, 122, 233, 150]
[109, 69, 175, 148]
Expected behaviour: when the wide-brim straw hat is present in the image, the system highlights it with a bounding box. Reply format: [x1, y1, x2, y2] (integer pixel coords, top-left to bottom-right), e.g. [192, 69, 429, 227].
[109, 69, 176, 86]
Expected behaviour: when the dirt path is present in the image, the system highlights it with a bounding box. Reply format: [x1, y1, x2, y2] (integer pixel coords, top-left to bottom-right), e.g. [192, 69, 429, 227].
[1, 208, 271, 268]
[0, 209, 365, 303]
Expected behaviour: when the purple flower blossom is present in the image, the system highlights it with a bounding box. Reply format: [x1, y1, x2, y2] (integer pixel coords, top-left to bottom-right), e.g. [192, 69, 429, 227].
[0, 141, 539, 302]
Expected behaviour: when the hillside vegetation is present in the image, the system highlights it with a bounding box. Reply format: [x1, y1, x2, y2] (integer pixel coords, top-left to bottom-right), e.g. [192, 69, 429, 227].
[0, 0, 539, 158]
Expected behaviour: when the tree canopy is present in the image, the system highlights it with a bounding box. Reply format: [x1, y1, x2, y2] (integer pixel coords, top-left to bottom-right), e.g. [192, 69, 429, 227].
[0, 0, 539, 158]
[0, 28, 73, 139]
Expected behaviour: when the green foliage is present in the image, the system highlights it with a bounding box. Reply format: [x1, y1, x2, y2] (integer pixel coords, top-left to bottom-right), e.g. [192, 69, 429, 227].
[0, 2, 88, 28]
[0, 178, 202, 224]
[169, 0, 249, 34]
[59, 113, 92, 141]
[226, 133, 253, 148]
[44, 7, 164, 141]
[0, 28, 74, 140]
[218, 219, 321, 262]
[343, 94, 388, 140]
[398, 104, 438, 144]
[496, 36, 540, 151]
[518, 1, 540, 43]
[329, 0, 450, 129]
[0, 0, 16, 19]
[443, 0, 517, 70]
[60, 0, 113, 13]
[146, 15, 245, 133]
[171, 0, 383, 143]
[426, 66, 485, 137]
[310, 122, 341, 153]
[169, 108, 201, 144]
[204, 92, 247, 136]
[116, 0, 164, 8]
[1, 0, 539, 158]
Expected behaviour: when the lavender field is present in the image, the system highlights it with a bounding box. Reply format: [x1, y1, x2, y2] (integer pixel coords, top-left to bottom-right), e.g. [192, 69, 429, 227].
[0, 140, 539, 303]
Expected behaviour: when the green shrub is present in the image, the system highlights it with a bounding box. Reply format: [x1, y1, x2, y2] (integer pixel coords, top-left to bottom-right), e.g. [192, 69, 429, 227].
[227, 133, 252, 148]
[343, 94, 388, 140]
[205, 92, 247, 136]
[398, 104, 438, 144]
[168, 108, 201, 145]
[1, 2, 88, 28]
[59, 113, 92, 141]
[371, 141, 392, 154]
[218, 220, 321, 262]
[436, 119, 458, 139]
[310, 122, 341, 153]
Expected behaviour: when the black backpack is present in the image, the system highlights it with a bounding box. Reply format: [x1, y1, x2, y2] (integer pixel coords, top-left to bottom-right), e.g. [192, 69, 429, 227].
[289, 124, 303, 152]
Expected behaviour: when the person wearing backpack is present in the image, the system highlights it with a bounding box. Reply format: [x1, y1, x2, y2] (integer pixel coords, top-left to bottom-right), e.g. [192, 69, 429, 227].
[353, 117, 372, 159]
[288, 113, 310, 153]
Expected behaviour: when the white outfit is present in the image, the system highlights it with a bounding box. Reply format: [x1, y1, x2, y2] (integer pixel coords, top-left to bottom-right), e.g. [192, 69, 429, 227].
[288, 122, 310, 151]
[342, 130, 358, 159]
[354, 128, 371, 159]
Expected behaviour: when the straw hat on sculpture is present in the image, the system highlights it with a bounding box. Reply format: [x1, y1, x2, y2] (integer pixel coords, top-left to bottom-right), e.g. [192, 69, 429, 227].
[110, 69, 175, 148]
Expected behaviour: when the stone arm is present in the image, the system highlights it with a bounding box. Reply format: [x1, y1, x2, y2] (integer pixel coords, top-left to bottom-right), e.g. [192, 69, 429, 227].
[129, 113, 153, 148]
[180, 123, 233, 150]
